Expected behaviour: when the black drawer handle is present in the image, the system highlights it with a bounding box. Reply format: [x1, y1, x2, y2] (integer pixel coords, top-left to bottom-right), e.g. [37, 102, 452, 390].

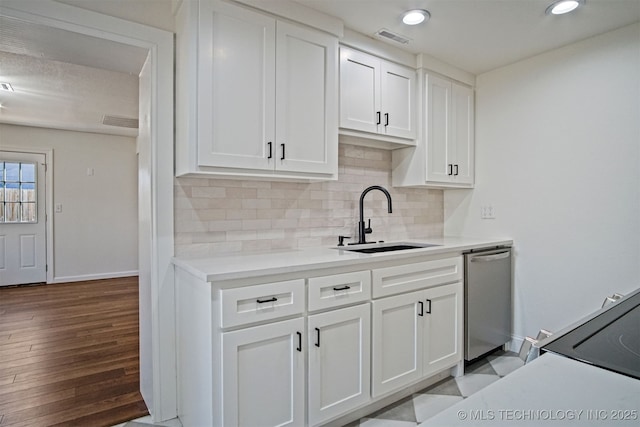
[426, 299, 432, 314]
[296, 331, 302, 352]
[267, 142, 272, 159]
[376, 111, 381, 125]
[280, 143, 285, 160]
[315, 327, 320, 347]
[256, 297, 277, 304]
[418, 301, 424, 317]
[384, 112, 389, 127]
[448, 164, 453, 176]
[454, 164, 459, 176]
[333, 285, 351, 291]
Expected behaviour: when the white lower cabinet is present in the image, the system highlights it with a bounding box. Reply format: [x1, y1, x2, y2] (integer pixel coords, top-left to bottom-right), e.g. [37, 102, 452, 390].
[222, 318, 305, 427]
[372, 282, 463, 398]
[308, 304, 371, 426]
[176, 255, 465, 427]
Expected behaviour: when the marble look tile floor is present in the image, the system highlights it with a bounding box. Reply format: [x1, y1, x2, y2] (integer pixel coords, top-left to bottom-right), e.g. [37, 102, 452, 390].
[347, 350, 523, 426]
[113, 350, 522, 427]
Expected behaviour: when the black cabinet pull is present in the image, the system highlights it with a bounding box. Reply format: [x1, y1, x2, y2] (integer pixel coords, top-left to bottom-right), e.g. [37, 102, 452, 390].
[267, 142, 273, 159]
[448, 164, 453, 176]
[376, 111, 381, 125]
[256, 297, 277, 304]
[280, 143, 285, 160]
[296, 331, 302, 352]
[426, 299, 432, 314]
[454, 164, 459, 176]
[315, 328, 320, 347]
[418, 301, 424, 317]
[333, 285, 351, 291]
[384, 112, 389, 127]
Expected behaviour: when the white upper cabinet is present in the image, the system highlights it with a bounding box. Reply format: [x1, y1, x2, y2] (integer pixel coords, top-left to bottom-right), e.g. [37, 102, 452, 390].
[426, 74, 474, 186]
[176, 0, 338, 180]
[339, 46, 416, 145]
[392, 71, 474, 188]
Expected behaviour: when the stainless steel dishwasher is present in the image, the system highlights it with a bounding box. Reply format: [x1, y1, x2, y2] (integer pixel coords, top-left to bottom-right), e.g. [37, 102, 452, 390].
[464, 247, 512, 361]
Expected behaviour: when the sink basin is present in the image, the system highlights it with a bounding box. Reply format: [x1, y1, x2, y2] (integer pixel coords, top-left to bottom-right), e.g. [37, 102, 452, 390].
[338, 242, 440, 254]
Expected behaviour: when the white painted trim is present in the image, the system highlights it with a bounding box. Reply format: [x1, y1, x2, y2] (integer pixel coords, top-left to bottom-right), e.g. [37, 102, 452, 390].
[0, 1, 176, 422]
[0, 145, 54, 284]
[51, 271, 139, 284]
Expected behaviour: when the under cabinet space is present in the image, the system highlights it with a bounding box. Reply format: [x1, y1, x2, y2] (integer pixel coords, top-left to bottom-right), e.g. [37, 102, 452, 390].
[308, 270, 371, 311]
[220, 279, 305, 328]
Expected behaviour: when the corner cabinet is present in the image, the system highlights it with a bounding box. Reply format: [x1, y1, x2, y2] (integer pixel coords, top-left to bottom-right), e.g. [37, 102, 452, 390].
[339, 46, 416, 146]
[392, 71, 474, 188]
[175, 0, 339, 180]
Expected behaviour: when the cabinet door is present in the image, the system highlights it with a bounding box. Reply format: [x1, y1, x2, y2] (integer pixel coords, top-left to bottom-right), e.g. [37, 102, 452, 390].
[422, 282, 463, 377]
[222, 318, 304, 427]
[371, 291, 422, 397]
[381, 62, 415, 139]
[425, 73, 453, 183]
[308, 304, 371, 426]
[451, 83, 474, 185]
[339, 47, 381, 134]
[276, 21, 338, 175]
[198, 0, 275, 170]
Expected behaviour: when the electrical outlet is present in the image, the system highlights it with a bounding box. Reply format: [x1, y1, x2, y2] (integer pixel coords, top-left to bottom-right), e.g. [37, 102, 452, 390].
[481, 205, 496, 219]
[55, 203, 63, 213]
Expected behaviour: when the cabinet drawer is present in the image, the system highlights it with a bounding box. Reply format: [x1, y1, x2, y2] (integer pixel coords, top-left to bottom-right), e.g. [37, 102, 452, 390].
[372, 257, 462, 298]
[220, 279, 305, 328]
[308, 271, 371, 312]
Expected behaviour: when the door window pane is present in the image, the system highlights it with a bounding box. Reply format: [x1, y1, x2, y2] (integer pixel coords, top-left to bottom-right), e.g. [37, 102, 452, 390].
[0, 161, 38, 223]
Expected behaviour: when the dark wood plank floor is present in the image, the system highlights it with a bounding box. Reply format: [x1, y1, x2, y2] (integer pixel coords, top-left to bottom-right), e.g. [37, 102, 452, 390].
[0, 277, 149, 427]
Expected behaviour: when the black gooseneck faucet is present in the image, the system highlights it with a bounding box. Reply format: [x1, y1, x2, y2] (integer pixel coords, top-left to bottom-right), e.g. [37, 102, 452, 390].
[357, 185, 393, 244]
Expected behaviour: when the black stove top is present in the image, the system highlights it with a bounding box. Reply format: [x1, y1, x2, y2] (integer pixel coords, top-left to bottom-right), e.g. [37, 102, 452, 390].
[542, 290, 640, 380]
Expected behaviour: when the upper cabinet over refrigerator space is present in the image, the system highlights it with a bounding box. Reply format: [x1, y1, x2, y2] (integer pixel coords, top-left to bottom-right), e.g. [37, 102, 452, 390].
[175, 0, 339, 180]
[339, 46, 417, 149]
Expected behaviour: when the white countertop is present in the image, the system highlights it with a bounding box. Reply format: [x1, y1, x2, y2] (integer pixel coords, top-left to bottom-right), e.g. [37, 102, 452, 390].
[421, 353, 640, 426]
[172, 236, 512, 282]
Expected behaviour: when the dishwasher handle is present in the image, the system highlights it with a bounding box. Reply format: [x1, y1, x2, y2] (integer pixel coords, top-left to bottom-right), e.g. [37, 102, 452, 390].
[469, 251, 510, 262]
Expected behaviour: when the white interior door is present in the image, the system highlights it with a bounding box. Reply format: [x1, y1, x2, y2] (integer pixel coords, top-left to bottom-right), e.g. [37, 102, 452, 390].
[0, 151, 46, 286]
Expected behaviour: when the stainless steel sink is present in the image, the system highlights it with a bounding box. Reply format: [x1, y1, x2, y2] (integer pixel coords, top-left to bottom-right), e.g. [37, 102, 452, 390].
[337, 242, 440, 254]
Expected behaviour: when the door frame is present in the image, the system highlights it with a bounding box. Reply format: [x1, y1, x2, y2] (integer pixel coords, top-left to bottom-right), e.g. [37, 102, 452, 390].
[0, 146, 54, 284]
[0, 1, 176, 421]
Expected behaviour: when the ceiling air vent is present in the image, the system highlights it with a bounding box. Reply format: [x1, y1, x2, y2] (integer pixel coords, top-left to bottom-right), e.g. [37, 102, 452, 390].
[374, 29, 411, 45]
[102, 115, 139, 129]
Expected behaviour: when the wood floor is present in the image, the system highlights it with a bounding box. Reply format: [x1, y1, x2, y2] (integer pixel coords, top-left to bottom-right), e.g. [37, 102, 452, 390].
[0, 277, 149, 427]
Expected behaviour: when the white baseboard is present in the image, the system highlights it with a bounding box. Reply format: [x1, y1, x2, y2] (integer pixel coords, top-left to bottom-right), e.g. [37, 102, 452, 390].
[51, 270, 138, 283]
[508, 335, 525, 353]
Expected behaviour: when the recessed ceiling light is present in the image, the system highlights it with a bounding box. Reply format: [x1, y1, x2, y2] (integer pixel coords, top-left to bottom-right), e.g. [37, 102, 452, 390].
[402, 9, 430, 25]
[0, 82, 14, 92]
[546, 0, 584, 15]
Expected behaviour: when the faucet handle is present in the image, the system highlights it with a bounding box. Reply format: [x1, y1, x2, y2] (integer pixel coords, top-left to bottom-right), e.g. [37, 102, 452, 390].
[364, 219, 373, 234]
[337, 235, 351, 246]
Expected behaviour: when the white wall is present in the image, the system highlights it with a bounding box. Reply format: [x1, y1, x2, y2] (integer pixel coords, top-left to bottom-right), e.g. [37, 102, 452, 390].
[445, 23, 640, 343]
[0, 123, 139, 281]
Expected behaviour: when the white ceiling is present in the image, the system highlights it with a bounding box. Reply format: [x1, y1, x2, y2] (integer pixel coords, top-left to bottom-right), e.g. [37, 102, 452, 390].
[294, 0, 640, 75]
[0, 0, 639, 137]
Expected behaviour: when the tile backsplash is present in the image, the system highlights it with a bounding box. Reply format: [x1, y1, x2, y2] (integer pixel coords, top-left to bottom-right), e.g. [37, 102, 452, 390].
[175, 144, 443, 257]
